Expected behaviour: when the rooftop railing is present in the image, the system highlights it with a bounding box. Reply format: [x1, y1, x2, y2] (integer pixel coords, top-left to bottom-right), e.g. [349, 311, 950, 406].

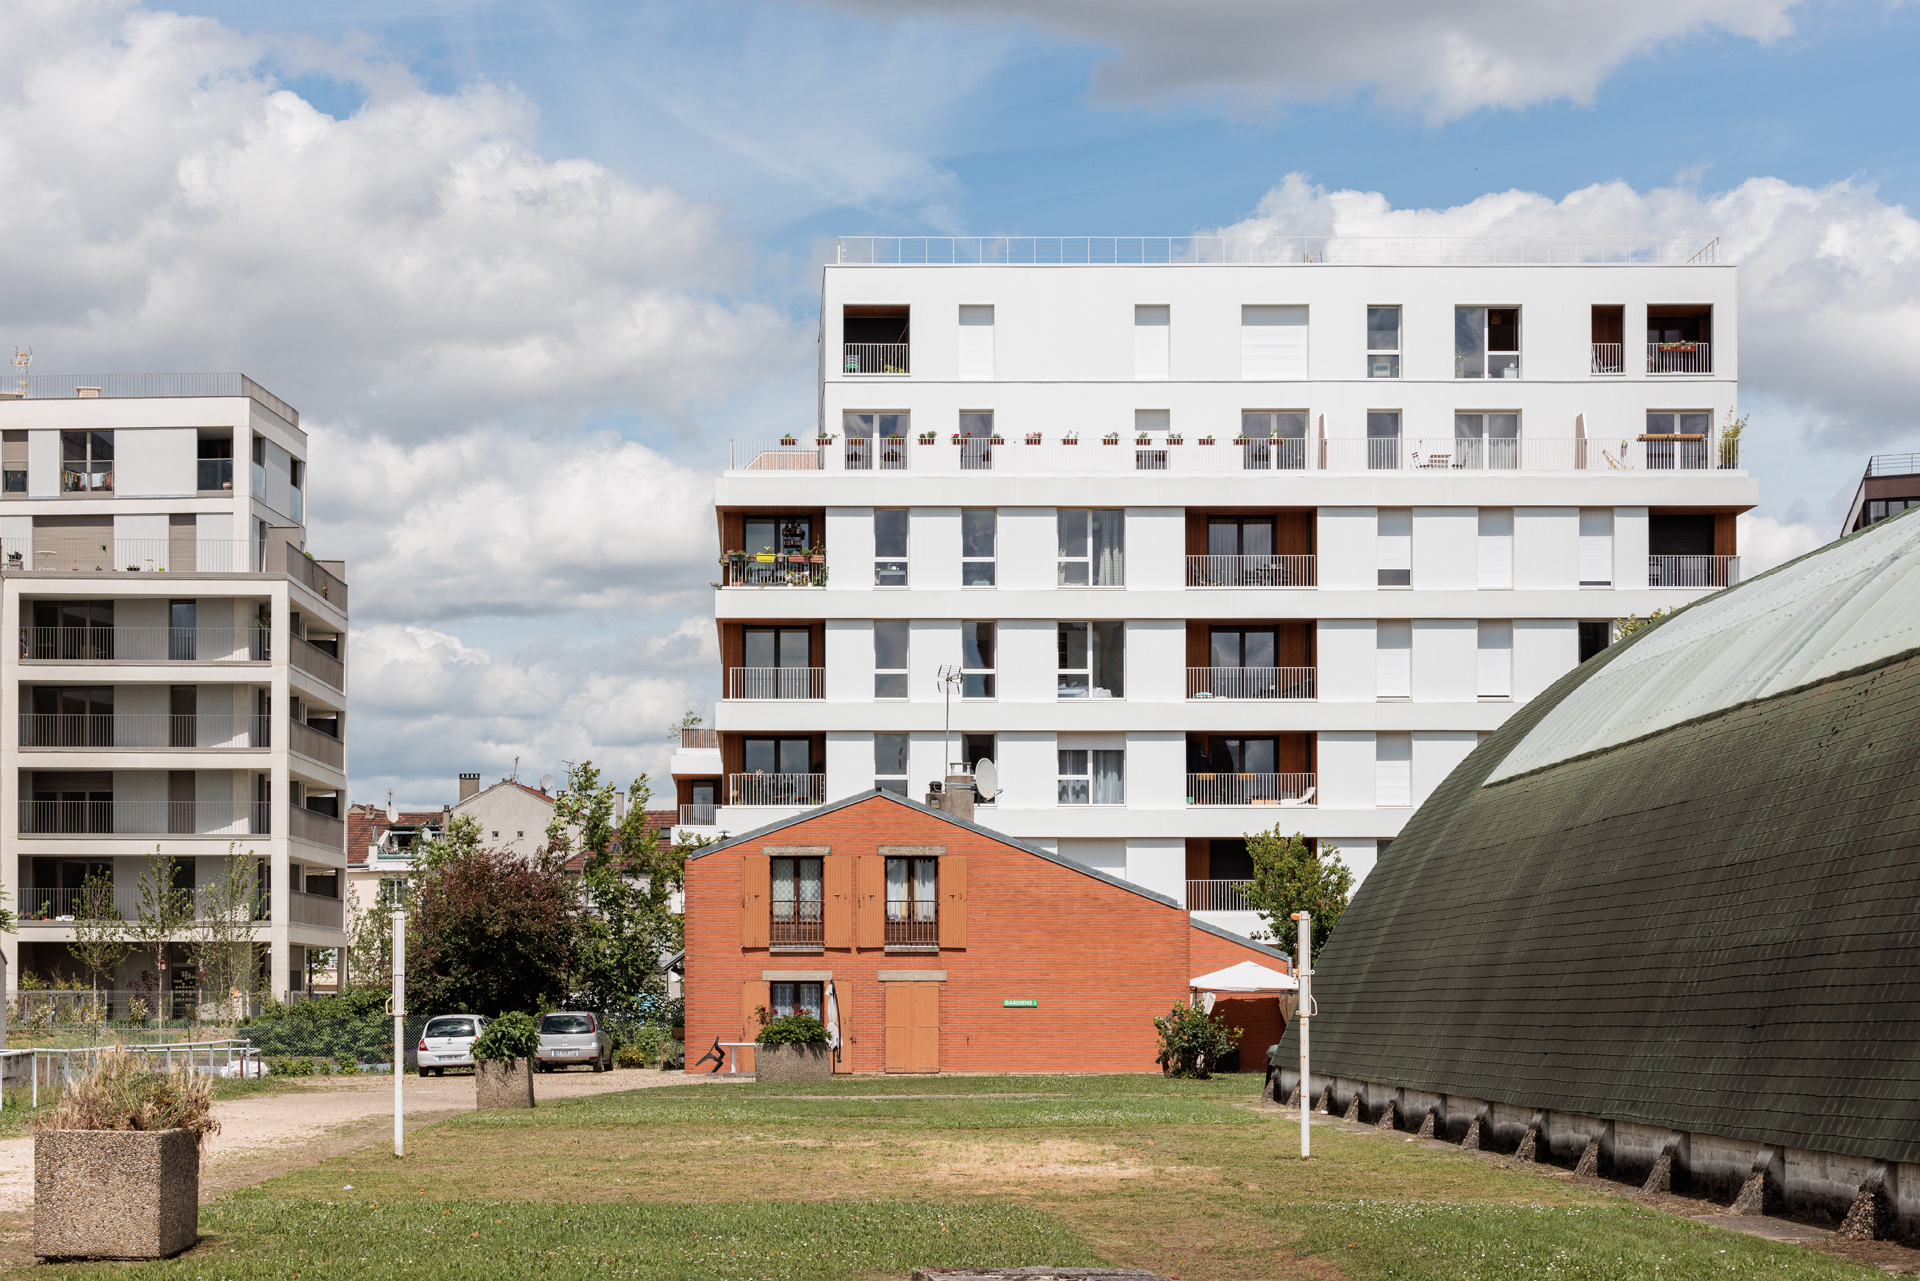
[9, 373, 298, 426]
[837, 235, 1722, 266]
[1865, 454, 1920, 479]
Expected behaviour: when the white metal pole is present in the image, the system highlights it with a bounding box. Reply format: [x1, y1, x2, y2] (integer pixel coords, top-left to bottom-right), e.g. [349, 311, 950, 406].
[1293, 911, 1312, 1158]
[391, 910, 406, 1159]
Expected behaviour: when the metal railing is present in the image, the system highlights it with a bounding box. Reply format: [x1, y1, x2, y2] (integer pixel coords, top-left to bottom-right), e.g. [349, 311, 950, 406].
[19, 800, 269, 837]
[1187, 667, 1317, 700]
[884, 906, 938, 950]
[721, 557, 826, 587]
[1186, 879, 1255, 912]
[285, 554, 348, 611]
[290, 719, 344, 768]
[1590, 343, 1624, 373]
[291, 805, 346, 850]
[21, 1041, 264, 1106]
[290, 890, 344, 928]
[290, 635, 344, 688]
[842, 437, 912, 470]
[1866, 453, 1920, 479]
[727, 667, 823, 700]
[730, 438, 825, 471]
[20, 373, 299, 424]
[678, 803, 717, 826]
[18, 713, 269, 749]
[1185, 555, 1315, 588]
[1649, 555, 1740, 588]
[842, 343, 910, 374]
[19, 884, 269, 922]
[1185, 773, 1317, 806]
[1235, 437, 1313, 470]
[837, 235, 1722, 266]
[19, 625, 268, 662]
[1647, 342, 1712, 373]
[24, 538, 260, 574]
[770, 902, 824, 950]
[680, 727, 719, 750]
[728, 773, 825, 807]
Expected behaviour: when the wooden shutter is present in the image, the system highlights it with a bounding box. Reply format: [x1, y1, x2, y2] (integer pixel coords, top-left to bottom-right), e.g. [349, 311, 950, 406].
[884, 982, 909, 1072]
[938, 856, 966, 950]
[824, 855, 853, 948]
[912, 983, 941, 1073]
[855, 855, 884, 948]
[1241, 305, 1307, 379]
[740, 855, 770, 948]
[740, 980, 769, 1073]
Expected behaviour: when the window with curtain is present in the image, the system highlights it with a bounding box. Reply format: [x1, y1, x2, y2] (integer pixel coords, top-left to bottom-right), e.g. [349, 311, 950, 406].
[962, 509, 996, 585]
[770, 981, 824, 1019]
[1367, 306, 1401, 378]
[1454, 412, 1520, 469]
[1058, 748, 1124, 805]
[1239, 410, 1308, 470]
[874, 621, 908, 699]
[874, 510, 908, 586]
[1057, 509, 1124, 585]
[1057, 621, 1125, 698]
[771, 857, 824, 950]
[875, 733, 910, 795]
[961, 621, 995, 698]
[885, 856, 938, 948]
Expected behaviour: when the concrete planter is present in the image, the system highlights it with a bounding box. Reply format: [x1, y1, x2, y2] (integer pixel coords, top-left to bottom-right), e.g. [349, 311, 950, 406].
[755, 1042, 831, 1083]
[475, 1058, 535, 1110]
[34, 1129, 198, 1260]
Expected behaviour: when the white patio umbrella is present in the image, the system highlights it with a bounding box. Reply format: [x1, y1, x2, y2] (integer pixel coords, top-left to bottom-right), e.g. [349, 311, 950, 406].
[1189, 960, 1298, 993]
[824, 979, 842, 1065]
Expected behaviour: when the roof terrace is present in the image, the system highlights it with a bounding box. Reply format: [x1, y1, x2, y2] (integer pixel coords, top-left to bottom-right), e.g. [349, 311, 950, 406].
[836, 235, 1723, 267]
[2, 373, 298, 426]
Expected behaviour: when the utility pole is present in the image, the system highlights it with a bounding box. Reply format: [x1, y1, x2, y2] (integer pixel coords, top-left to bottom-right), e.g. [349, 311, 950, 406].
[391, 909, 406, 1158]
[1292, 910, 1312, 1158]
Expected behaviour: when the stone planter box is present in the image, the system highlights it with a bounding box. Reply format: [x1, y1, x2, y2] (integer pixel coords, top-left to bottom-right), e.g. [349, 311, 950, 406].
[34, 1129, 198, 1260]
[755, 1043, 831, 1083]
[475, 1058, 534, 1109]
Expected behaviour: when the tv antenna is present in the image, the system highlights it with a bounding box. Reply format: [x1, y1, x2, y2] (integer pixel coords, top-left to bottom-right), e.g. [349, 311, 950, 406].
[936, 665, 964, 781]
[9, 346, 28, 398]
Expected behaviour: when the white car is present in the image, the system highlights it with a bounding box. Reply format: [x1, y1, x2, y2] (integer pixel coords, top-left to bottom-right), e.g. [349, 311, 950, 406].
[416, 1014, 489, 1076]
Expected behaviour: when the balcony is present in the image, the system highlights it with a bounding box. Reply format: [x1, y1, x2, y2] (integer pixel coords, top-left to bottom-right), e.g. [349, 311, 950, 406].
[290, 719, 344, 769]
[728, 773, 824, 807]
[20, 800, 269, 836]
[289, 889, 344, 929]
[1187, 668, 1316, 700]
[20, 883, 274, 924]
[291, 805, 346, 851]
[842, 343, 909, 375]
[283, 553, 349, 611]
[1185, 555, 1315, 588]
[1648, 342, 1711, 374]
[771, 900, 824, 951]
[1186, 879, 1255, 912]
[291, 636, 344, 688]
[680, 727, 718, 750]
[1186, 773, 1317, 806]
[198, 458, 234, 492]
[678, 803, 717, 826]
[21, 538, 260, 574]
[720, 555, 826, 587]
[727, 667, 823, 700]
[19, 626, 269, 663]
[884, 905, 938, 952]
[18, 714, 269, 749]
[1591, 343, 1624, 374]
[1649, 555, 1739, 588]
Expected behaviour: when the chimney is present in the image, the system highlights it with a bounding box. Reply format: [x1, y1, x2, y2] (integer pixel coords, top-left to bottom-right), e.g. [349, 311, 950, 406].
[457, 772, 480, 803]
[614, 790, 628, 820]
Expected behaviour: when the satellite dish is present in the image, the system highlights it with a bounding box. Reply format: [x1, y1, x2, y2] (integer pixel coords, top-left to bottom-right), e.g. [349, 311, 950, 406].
[539, 773, 555, 794]
[386, 805, 399, 824]
[973, 757, 999, 800]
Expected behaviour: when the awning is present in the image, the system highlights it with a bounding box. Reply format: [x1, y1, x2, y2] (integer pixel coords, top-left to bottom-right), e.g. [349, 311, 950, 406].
[1189, 960, 1297, 992]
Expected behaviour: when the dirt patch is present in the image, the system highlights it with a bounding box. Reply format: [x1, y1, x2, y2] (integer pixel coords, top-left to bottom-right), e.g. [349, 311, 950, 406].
[916, 1139, 1161, 1185]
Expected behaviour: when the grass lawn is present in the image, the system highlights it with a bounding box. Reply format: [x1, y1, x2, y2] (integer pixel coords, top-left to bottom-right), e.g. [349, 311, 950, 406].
[34, 1074, 1888, 1280]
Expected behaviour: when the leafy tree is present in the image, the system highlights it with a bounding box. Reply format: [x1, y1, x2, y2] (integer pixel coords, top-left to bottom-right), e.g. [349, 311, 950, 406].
[69, 870, 129, 1024]
[126, 850, 194, 1024]
[546, 762, 685, 1017]
[411, 813, 579, 1016]
[344, 878, 406, 992]
[1612, 606, 1674, 643]
[189, 846, 264, 1023]
[665, 710, 704, 742]
[1242, 827, 1353, 961]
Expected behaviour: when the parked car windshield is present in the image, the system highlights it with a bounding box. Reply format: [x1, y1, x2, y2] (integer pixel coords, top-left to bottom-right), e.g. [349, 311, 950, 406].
[425, 1018, 477, 1038]
[541, 1014, 593, 1034]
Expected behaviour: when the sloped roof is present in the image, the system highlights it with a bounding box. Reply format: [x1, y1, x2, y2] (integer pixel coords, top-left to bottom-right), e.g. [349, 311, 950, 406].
[1283, 509, 1920, 1165]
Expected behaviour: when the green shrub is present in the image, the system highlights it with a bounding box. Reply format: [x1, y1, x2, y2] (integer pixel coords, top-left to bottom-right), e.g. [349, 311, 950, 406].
[265, 1055, 315, 1076]
[240, 991, 394, 1064]
[1152, 1001, 1243, 1079]
[614, 1045, 648, 1069]
[473, 1011, 540, 1063]
[757, 1013, 829, 1046]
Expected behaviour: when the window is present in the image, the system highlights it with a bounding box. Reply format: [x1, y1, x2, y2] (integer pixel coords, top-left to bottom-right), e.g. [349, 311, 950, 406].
[741, 627, 813, 698]
[1455, 307, 1519, 379]
[1376, 732, 1412, 806]
[196, 437, 233, 492]
[1644, 412, 1712, 469]
[1209, 627, 1295, 698]
[1376, 621, 1410, 699]
[1578, 620, 1611, 663]
[375, 878, 409, 910]
[1058, 621, 1125, 698]
[2, 430, 25, 494]
[1867, 499, 1920, 526]
[843, 411, 908, 470]
[1367, 411, 1401, 470]
[875, 733, 910, 795]
[169, 600, 196, 662]
[1367, 307, 1400, 378]
[961, 622, 995, 697]
[61, 430, 113, 493]
[1240, 410, 1308, 470]
[770, 981, 824, 1019]
[874, 621, 909, 699]
[1377, 508, 1411, 587]
[1057, 509, 1124, 586]
[958, 411, 994, 469]
[1058, 748, 1125, 805]
[1579, 509, 1614, 586]
[290, 458, 304, 523]
[1647, 305, 1712, 372]
[962, 734, 996, 802]
[1454, 412, 1519, 469]
[252, 436, 267, 493]
[1591, 304, 1624, 373]
[771, 856, 824, 950]
[957, 304, 994, 380]
[885, 856, 938, 948]
[843, 305, 909, 373]
[1477, 621, 1512, 699]
[1135, 304, 1170, 380]
[1478, 508, 1513, 589]
[874, 509, 908, 585]
[961, 509, 995, 585]
[1241, 304, 1308, 379]
[743, 737, 812, 775]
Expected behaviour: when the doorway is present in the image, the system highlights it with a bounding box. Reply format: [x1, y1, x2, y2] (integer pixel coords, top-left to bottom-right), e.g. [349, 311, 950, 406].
[884, 981, 940, 1073]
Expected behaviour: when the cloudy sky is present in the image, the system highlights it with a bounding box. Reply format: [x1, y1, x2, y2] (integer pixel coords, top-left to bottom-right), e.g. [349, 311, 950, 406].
[6, 0, 1919, 806]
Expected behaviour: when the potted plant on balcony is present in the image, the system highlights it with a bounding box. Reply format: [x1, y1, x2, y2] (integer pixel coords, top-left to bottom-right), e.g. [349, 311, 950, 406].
[917, 431, 936, 445]
[472, 1011, 539, 1110]
[1062, 431, 1080, 446]
[754, 1008, 831, 1082]
[1102, 432, 1120, 445]
[1025, 432, 1043, 446]
[779, 434, 798, 447]
[1136, 432, 1152, 445]
[32, 1047, 217, 1260]
[1197, 435, 1215, 446]
[815, 431, 834, 446]
[1166, 431, 1183, 445]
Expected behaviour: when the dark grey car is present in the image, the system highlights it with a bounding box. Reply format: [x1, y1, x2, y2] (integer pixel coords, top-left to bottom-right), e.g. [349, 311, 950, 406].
[536, 1011, 612, 1072]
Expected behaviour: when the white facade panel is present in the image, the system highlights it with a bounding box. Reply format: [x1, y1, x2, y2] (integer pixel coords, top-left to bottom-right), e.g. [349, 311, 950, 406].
[825, 619, 871, 703]
[1127, 837, 1185, 903]
[116, 427, 196, 497]
[994, 731, 1056, 810]
[1412, 618, 1475, 702]
[1318, 508, 1376, 590]
[1317, 619, 1376, 701]
[826, 508, 874, 593]
[1128, 619, 1184, 703]
[1413, 507, 1476, 591]
[957, 305, 994, 380]
[1615, 506, 1651, 589]
[912, 508, 961, 591]
[1316, 732, 1375, 810]
[826, 732, 872, 797]
[1376, 620, 1411, 699]
[1126, 732, 1185, 811]
[996, 620, 1056, 702]
[1515, 507, 1578, 590]
[27, 430, 57, 498]
[1514, 618, 1579, 703]
[1126, 507, 1183, 591]
[1134, 305, 1169, 380]
[907, 619, 958, 704]
[998, 508, 1055, 592]
[1477, 508, 1513, 589]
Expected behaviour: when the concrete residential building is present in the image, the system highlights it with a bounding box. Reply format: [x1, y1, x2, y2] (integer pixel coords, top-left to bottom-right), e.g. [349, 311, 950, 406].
[1, 373, 348, 1002]
[1840, 453, 1920, 538]
[677, 235, 1756, 938]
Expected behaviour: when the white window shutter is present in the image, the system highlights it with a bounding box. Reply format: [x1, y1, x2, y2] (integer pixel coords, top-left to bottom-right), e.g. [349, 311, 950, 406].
[1477, 508, 1513, 589]
[1477, 620, 1513, 698]
[1378, 508, 1412, 573]
[1241, 304, 1307, 379]
[1376, 621, 1411, 698]
[1579, 508, 1614, 585]
[1134, 305, 1169, 380]
[1375, 732, 1412, 806]
[957, 305, 994, 380]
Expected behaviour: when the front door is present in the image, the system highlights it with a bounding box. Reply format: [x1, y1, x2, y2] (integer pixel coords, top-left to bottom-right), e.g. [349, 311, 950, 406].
[884, 981, 939, 1073]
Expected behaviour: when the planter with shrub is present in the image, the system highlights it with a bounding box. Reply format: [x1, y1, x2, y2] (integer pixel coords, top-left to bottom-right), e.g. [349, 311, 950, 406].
[755, 1012, 831, 1082]
[1152, 999, 1243, 1080]
[33, 1047, 217, 1260]
[472, 1011, 538, 1109]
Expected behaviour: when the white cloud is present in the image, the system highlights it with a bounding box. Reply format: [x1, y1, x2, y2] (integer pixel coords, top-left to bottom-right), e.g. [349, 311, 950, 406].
[1738, 513, 1824, 576]
[815, 0, 1797, 120]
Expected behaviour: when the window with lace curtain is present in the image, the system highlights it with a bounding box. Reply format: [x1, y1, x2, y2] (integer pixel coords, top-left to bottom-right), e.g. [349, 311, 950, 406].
[885, 856, 937, 950]
[770, 856, 823, 951]
[1057, 509, 1124, 586]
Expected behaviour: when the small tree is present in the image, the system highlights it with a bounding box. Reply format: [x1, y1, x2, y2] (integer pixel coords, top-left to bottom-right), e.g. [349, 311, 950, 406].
[1613, 606, 1674, 643]
[1242, 828, 1353, 961]
[126, 850, 194, 1026]
[69, 870, 129, 1034]
[411, 814, 579, 1016]
[189, 846, 264, 1024]
[1153, 1000, 1242, 1079]
[665, 710, 704, 742]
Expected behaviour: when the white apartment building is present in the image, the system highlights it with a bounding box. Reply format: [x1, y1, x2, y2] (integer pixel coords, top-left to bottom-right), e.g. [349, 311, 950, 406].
[674, 235, 1755, 936]
[0, 374, 348, 1003]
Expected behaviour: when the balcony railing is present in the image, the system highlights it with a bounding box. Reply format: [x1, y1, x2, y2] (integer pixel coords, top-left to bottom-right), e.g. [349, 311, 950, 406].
[842, 343, 909, 374]
[884, 904, 938, 950]
[678, 803, 717, 826]
[289, 890, 344, 929]
[842, 437, 912, 471]
[721, 556, 826, 587]
[291, 805, 346, 850]
[1185, 555, 1316, 588]
[1649, 555, 1740, 588]
[19, 626, 269, 662]
[728, 773, 825, 807]
[285, 554, 349, 611]
[1648, 342, 1711, 373]
[771, 900, 825, 950]
[1186, 773, 1317, 806]
[1187, 668, 1316, 700]
[19, 884, 274, 923]
[23, 538, 261, 574]
[679, 727, 719, 750]
[291, 635, 344, 688]
[1186, 879, 1254, 912]
[19, 800, 270, 836]
[1590, 343, 1624, 374]
[198, 458, 234, 491]
[727, 667, 823, 700]
[18, 714, 269, 749]
[290, 719, 344, 769]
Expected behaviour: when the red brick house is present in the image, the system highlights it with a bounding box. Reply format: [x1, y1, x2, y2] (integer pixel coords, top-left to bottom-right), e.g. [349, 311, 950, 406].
[684, 789, 1289, 1075]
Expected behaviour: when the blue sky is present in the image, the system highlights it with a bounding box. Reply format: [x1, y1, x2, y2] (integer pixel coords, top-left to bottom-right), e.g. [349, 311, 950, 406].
[6, 0, 1919, 802]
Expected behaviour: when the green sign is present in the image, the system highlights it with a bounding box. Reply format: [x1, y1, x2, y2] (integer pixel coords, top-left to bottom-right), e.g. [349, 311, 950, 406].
[1003, 999, 1038, 1008]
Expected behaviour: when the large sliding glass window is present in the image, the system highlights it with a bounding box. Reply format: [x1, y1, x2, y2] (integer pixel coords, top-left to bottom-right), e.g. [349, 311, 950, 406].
[1455, 307, 1520, 379]
[1057, 509, 1124, 586]
[1057, 621, 1125, 698]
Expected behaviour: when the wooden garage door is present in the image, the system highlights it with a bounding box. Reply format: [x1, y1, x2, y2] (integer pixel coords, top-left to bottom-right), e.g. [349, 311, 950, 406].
[884, 981, 939, 1074]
